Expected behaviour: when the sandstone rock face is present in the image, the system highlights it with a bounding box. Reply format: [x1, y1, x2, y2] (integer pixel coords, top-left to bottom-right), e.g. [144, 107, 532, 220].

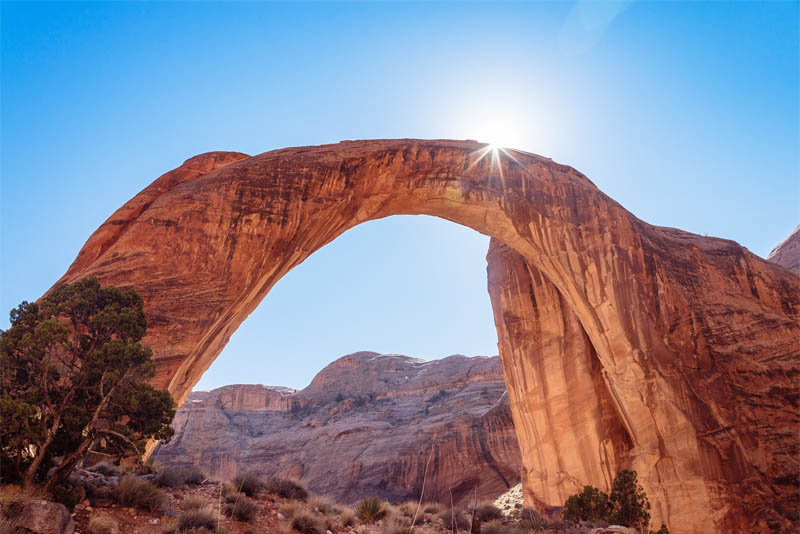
[0, 498, 74, 534]
[155, 352, 522, 505]
[52, 140, 800, 534]
[768, 225, 800, 275]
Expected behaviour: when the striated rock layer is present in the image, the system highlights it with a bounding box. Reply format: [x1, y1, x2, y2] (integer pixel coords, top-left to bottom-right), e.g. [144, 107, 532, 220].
[52, 140, 800, 534]
[155, 352, 522, 505]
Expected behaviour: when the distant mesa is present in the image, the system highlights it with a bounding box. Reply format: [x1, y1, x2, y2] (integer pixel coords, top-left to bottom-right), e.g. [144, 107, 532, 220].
[155, 352, 521, 506]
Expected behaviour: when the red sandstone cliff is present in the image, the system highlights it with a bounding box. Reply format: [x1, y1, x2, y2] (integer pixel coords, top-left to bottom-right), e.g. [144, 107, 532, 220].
[154, 352, 522, 506]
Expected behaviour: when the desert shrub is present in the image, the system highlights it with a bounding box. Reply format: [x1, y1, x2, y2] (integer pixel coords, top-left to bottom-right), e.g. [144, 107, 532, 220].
[438, 508, 470, 531]
[355, 496, 387, 522]
[339, 508, 356, 527]
[291, 511, 326, 534]
[87, 515, 119, 534]
[52, 483, 80, 509]
[381, 522, 413, 534]
[280, 500, 303, 520]
[221, 482, 244, 503]
[91, 462, 121, 477]
[182, 496, 208, 512]
[651, 524, 669, 534]
[136, 456, 159, 475]
[159, 516, 179, 534]
[607, 470, 651, 532]
[309, 495, 339, 515]
[178, 507, 218, 531]
[518, 507, 548, 531]
[231, 472, 264, 496]
[474, 503, 503, 522]
[481, 519, 505, 534]
[397, 500, 418, 518]
[114, 475, 167, 512]
[0, 518, 17, 534]
[224, 496, 259, 522]
[423, 502, 443, 514]
[155, 465, 205, 488]
[264, 476, 308, 501]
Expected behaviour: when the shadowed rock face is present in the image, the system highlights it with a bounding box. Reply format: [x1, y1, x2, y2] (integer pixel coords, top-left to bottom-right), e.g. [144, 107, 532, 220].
[52, 140, 799, 534]
[768, 226, 800, 275]
[154, 352, 522, 505]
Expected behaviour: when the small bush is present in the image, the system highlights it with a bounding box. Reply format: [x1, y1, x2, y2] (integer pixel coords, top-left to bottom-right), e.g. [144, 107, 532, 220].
[474, 503, 503, 522]
[155, 465, 205, 488]
[91, 462, 121, 477]
[232, 472, 264, 497]
[280, 500, 303, 520]
[224, 497, 259, 522]
[221, 482, 244, 503]
[182, 496, 208, 512]
[423, 502, 443, 514]
[178, 507, 218, 531]
[291, 512, 325, 534]
[339, 508, 356, 527]
[482, 519, 505, 534]
[438, 508, 470, 530]
[114, 475, 167, 512]
[651, 524, 670, 534]
[309, 495, 339, 515]
[518, 507, 548, 531]
[264, 476, 308, 501]
[355, 496, 387, 522]
[397, 500, 418, 518]
[136, 456, 159, 475]
[87, 515, 119, 534]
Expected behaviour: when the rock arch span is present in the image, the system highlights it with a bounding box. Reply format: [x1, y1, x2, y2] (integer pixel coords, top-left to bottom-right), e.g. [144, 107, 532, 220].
[53, 140, 798, 534]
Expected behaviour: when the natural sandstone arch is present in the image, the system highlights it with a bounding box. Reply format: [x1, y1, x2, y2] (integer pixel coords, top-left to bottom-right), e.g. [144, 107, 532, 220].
[52, 140, 798, 534]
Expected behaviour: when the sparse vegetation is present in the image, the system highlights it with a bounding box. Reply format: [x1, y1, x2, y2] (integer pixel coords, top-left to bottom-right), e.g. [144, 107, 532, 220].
[474, 502, 503, 522]
[562, 469, 653, 533]
[87, 515, 119, 534]
[178, 507, 218, 532]
[280, 500, 303, 520]
[181, 496, 208, 512]
[517, 507, 548, 531]
[155, 465, 205, 487]
[438, 507, 470, 531]
[224, 496, 259, 522]
[232, 471, 264, 496]
[264, 476, 308, 501]
[309, 495, 339, 515]
[114, 475, 167, 512]
[339, 508, 357, 527]
[355, 496, 388, 522]
[291, 511, 326, 534]
[423, 502, 443, 514]
[481, 519, 505, 534]
[90, 462, 122, 477]
[222, 481, 244, 503]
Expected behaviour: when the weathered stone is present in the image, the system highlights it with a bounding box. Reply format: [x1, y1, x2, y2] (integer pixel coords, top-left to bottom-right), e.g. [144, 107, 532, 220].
[50, 140, 800, 534]
[156, 352, 522, 505]
[768, 225, 800, 275]
[1, 499, 74, 534]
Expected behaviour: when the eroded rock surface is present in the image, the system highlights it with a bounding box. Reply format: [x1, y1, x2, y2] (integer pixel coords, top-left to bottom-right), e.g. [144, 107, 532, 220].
[52, 140, 800, 534]
[768, 225, 800, 275]
[155, 352, 522, 505]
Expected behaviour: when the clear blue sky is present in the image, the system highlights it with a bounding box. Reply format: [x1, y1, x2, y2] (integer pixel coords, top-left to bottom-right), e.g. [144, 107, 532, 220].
[2, 1, 797, 390]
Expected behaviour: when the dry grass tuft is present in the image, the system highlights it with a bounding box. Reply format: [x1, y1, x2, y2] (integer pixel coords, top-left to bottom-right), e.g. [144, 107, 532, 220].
[309, 495, 339, 515]
[422, 502, 443, 514]
[155, 465, 205, 488]
[264, 476, 308, 501]
[291, 511, 326, 534]
[232, 472, 264, 497]
[178, 507, 218, 532]
[181, 496, 208, 512]
[87, 515, 119, 534]
[224, 497, 259, 522]
[114, 475, 167, 512]
[279, 500, 304, 520]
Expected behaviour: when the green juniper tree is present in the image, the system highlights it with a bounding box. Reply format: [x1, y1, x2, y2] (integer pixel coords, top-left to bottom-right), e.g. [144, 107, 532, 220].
[0, 277, 175, 491]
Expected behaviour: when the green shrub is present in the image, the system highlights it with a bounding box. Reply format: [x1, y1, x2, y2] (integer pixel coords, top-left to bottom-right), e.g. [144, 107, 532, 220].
[563, 485, 609, 523]
[155, 465, 205, 488]
[291, 512, 325, 534]
[474, 503, 503, 522]
[264, 476, 308, 501]
[355, 496, 387, 522]
[651, 523, 669, 534]
[224, 497, 259, 522]
[232, 472, 264, 496]
[114, 475, 167, 512]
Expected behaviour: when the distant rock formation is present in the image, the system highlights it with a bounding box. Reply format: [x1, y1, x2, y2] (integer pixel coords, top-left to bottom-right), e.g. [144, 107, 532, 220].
[768, 225, 800, 275]
[154, 352, 522, 506]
